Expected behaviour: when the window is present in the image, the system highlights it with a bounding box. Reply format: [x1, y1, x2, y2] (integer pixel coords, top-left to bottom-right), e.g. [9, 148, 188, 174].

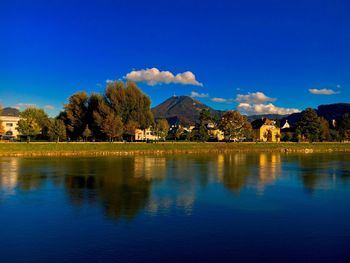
[6, 123, 13, 127]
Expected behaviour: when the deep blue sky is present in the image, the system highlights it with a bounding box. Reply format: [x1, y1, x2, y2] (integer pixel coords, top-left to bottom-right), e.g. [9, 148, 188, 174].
[1, 0, 349, 116]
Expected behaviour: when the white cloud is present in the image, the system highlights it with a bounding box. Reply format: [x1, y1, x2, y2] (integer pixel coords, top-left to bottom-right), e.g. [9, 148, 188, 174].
[191, 91, 208, 98]
[125, 68, 203, 86]
[309, 88, 338, 95]
[15, 103, 37, 109]
[237, 103, 300, 115]
[211, 97, 233, 103]
[44, 105, 55, 110]
[235, 92, 276, 104]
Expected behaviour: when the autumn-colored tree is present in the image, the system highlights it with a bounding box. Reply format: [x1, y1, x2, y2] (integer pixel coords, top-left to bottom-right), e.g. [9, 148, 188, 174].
[102, 113, 123, 142]
[0, 106, 4, 134]
[219, 110, 252, 141]
[296, 108, 321, 142]
[86, 93, 103, 139]
[124, 120, 139, 141]
[105, 81, 125, 116]
[48, 118, 67, 142]
[155, 119, 169, 140]
[63, 91, 89, 140]
[93, 96, 123, 142]
[175, 126, 185, 141]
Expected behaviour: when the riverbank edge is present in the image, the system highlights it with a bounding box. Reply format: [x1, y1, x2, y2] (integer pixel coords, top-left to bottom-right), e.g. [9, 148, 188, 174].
[1, 142, 350, 157]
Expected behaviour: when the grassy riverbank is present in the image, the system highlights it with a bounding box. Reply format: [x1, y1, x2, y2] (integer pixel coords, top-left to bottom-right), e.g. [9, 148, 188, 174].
[0, 142, 350, 156]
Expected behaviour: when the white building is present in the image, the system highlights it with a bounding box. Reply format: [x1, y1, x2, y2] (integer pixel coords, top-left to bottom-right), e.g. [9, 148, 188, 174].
[0, 108, 20, 138]
[281, 120, 290, 130]
[135, 128, 160, 141]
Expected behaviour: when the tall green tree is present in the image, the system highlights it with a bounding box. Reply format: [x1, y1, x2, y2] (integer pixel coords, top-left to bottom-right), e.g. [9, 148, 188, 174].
[123, 81, 154, 129]
[48, 118, 67, 142]
[63, 91, 89, 140]
[197, 109, 212, 142]
[339, 113, 350, 141]
[17, 118, 40, 142]
[219, 110, 252, 141]
[296, 108, 322, 142]
[319, 117, 331, 141]
[17, 107, 49, 142]
[199, 108, 212, 126]
[86, 93, 103, 139]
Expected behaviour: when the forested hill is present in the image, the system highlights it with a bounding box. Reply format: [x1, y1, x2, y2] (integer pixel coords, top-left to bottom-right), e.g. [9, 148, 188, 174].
[282, 103, 350, 126]
[152, 96, 223, 126]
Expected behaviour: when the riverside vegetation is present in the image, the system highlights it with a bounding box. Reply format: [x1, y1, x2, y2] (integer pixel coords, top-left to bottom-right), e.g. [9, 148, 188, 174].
[0, 142, 350, 157]
[1, 80, 350, 144]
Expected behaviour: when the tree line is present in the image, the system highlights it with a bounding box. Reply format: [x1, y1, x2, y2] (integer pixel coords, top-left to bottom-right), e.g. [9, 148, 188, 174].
[15, 81, 168, 142]
[292, 108, 350, 142]
[3, 81, 350, 143]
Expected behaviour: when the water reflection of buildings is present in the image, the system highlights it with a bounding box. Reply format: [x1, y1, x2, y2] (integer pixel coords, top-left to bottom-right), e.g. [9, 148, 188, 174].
[217, 153, 281, 193]
[257, 153, 281, 192]
[0, 158, 19, 196]
[134, 156, 166, 180]
[145, 156, 199, 216]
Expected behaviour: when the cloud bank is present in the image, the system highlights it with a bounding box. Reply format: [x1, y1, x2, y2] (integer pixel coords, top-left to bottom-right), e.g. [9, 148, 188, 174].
[44, 105, 55, 110]
[235, 92, 276, 104]
[235, 91, 300, 115]
[309, 88, 338, 95]
[237, 103, 300, 115]
[191, 91, 208, 98]
[211, 97, 233, 103]
[15, 103, 37, 109]
[125, 68, 203, 86]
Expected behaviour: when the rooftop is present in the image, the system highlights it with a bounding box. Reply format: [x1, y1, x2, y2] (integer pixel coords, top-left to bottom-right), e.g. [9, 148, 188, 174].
[0, 107, 20, 117]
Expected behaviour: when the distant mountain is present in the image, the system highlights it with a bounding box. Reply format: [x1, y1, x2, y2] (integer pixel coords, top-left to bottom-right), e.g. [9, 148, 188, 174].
[152, 97, 350, 128]
[152, 96, 223, 126]
[281, 103, 350, 126]
[317, 103, 350, 121]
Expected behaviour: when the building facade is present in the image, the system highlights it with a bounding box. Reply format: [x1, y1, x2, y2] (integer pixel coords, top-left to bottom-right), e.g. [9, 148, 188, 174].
[135, 128, 160, 141]
[0, 108, 20, 138]
[251, 118, 280, 142]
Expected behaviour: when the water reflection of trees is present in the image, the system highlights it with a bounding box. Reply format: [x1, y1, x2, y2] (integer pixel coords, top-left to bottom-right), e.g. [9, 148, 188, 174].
[1, 153, 350, 219]
[63, 156, 167, 220]
[0, 156, 167, 220]
[219, 153, 251, 192]
[288, 154, 350, 192]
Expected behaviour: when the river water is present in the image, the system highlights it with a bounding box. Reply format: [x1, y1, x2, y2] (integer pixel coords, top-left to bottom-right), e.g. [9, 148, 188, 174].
[0, 153, 349, 262]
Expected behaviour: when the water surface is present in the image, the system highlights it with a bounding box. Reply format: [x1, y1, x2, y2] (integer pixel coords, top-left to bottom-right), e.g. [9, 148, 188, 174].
[0, 153, 350, 262]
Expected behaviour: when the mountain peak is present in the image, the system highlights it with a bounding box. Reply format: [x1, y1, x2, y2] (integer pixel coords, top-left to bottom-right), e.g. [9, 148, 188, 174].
[152, 96, 220, 126]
